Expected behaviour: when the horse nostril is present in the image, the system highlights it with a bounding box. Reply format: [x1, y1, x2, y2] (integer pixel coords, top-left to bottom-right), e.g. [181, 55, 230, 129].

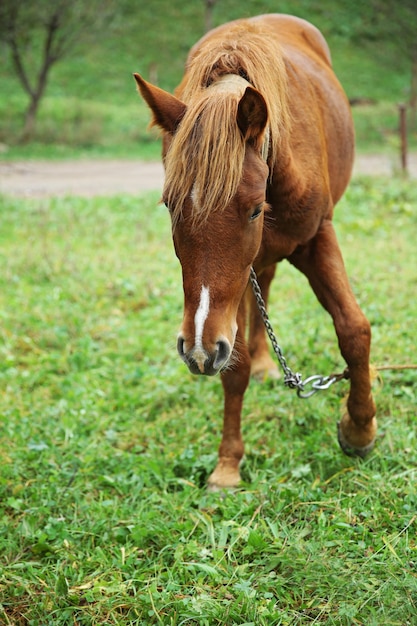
[177, 335, 231, 374]
[214, 339, 231, 370]
[177, 336, 186, 358]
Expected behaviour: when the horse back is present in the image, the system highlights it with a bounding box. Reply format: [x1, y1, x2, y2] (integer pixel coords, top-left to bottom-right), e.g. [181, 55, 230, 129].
[251, 14, 332, 66]
[252, 15, 355, 207]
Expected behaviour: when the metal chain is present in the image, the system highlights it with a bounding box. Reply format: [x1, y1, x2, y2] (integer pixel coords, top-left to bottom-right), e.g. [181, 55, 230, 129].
[249, 267, 348, 398]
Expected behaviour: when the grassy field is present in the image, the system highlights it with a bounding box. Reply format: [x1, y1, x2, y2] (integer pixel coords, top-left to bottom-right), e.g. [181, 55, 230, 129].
[0, 0, 416, 158]
[1, 176, 417, 624]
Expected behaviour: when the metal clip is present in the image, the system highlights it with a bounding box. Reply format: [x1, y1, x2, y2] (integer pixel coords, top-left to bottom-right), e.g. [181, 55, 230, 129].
[249, 267, 348, 399]
[284, 372, 304, 390]
[297, 375, 338, 399]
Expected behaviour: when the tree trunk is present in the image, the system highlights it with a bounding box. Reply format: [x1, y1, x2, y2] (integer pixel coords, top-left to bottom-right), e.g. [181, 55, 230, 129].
[410, 52, 417, 131]
[20, 94, 42, 143]
[204, 0, 217, 33]
[19, 53, 53, 142]
[7, 6, 61, 141]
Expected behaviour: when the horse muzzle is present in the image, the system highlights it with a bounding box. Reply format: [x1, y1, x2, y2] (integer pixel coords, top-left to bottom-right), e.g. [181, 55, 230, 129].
[177, 336, 232, 376]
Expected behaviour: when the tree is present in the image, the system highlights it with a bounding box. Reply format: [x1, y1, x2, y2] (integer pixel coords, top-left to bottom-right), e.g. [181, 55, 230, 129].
[0, 0, 115, 141]
[203, 0, 218, 34]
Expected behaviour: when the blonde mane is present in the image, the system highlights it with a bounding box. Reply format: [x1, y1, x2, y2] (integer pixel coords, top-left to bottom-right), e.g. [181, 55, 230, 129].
[163, 21, 290, 225]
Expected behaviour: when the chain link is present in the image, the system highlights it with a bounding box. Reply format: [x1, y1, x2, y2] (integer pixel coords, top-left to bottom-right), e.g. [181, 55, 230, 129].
[249, 267, 348, 398]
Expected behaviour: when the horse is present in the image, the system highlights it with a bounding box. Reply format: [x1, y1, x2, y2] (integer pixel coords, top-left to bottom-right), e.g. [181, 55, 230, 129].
[134, 14, 377, 489]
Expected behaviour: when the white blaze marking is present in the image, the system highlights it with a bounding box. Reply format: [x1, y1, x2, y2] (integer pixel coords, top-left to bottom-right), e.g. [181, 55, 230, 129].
[193, 286, 210, 370]
[191, 183, 200, 213]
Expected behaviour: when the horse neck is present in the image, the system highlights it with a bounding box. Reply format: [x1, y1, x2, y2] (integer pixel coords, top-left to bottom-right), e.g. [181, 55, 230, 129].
[268, 137, 310, 202]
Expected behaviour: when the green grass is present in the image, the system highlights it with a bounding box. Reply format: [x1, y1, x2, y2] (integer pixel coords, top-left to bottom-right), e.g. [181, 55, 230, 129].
[1, 177, 417, 624]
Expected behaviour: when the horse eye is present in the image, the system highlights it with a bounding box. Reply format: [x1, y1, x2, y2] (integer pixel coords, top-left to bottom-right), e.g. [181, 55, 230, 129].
[250, 204, 263, 221]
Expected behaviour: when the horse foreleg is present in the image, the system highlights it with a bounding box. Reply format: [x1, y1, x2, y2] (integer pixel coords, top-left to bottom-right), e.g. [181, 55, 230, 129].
[207, 304, 250, 489]
[289, 220, 377, 456]
[248, 263, 280, 380]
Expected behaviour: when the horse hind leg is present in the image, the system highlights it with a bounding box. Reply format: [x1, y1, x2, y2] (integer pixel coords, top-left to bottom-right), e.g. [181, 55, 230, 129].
[247, 263, 281, 381]
[289, 221, 377, 456]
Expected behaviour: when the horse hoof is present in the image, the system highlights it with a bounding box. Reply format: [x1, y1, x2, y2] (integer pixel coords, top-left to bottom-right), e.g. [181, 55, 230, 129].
[207, 460, 241, 490]
[251, 359, 281, 381]
[207, 482, 236, 494]
[337, 417, 377, 458]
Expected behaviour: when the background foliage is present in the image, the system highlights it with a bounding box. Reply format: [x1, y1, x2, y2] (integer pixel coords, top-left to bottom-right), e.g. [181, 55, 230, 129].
[0, 0, 416, 157]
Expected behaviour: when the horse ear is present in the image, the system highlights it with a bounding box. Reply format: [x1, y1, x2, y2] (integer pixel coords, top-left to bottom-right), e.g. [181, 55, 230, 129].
[237, 86, 268, 145]
[133, 73, 186, 133]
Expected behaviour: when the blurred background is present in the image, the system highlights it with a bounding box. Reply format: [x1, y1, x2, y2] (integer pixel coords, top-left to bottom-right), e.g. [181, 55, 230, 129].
[0, 0, 416, 162]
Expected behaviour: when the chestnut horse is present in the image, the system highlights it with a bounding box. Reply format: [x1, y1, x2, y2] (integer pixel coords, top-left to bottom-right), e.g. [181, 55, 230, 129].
[134, 14, 377, 489]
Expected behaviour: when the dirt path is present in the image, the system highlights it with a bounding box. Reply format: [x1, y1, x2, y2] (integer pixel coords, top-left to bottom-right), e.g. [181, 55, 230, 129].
[0, 160, 165, 197]
[1, 154, 416, 197]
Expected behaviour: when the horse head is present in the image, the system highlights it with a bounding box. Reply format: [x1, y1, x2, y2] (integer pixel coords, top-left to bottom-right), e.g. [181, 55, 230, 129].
[135, 73, 269, 375]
